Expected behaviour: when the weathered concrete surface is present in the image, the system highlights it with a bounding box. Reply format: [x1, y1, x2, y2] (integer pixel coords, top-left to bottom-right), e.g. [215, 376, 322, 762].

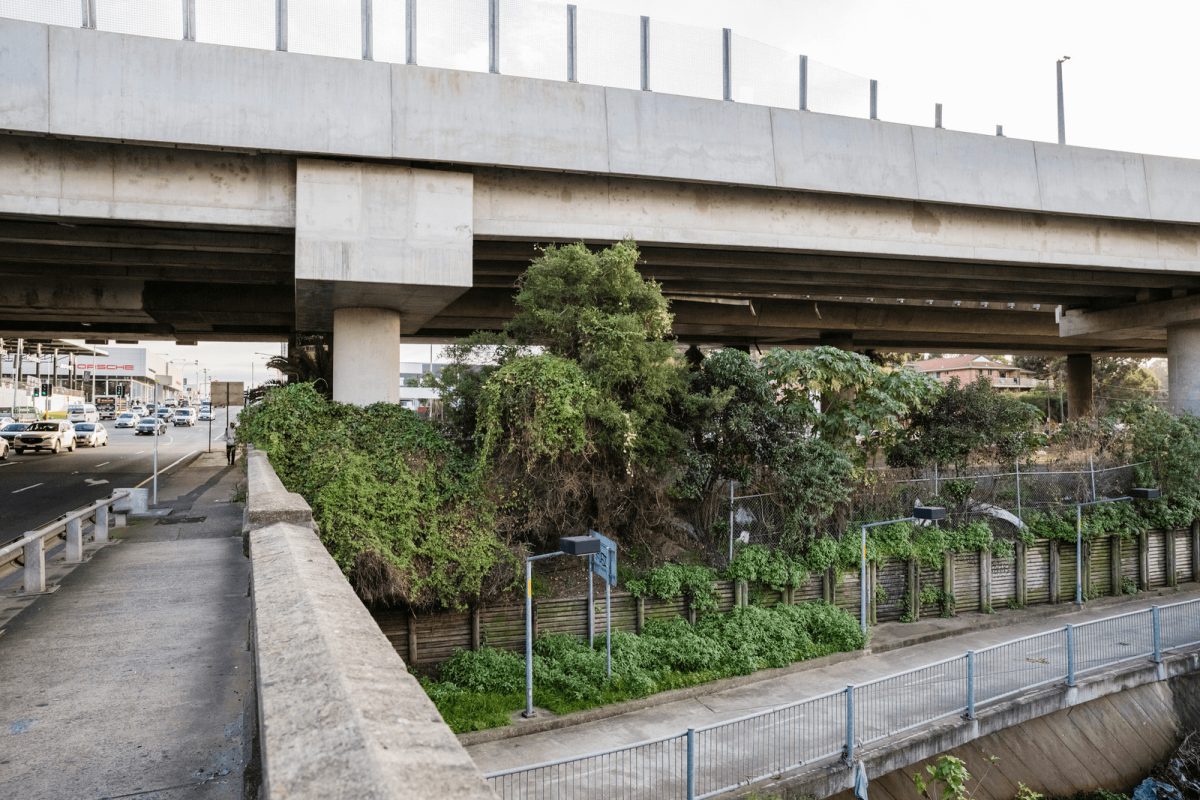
[332, 307, 401, 405]
[245, 448, 494, 799]
[1067, 353, 1094, 419]
[5, 18, 1200, 226]
[1168, 323, 1200, 416]
[0, 451, 254, 799]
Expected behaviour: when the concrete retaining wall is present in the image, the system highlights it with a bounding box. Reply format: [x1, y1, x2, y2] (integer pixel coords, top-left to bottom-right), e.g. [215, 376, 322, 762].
[243, 447, 493, 799]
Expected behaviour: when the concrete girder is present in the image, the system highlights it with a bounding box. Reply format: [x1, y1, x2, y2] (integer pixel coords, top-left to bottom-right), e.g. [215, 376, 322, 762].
[0, 218, 293, 253]
[0, 261, 292, 286]
[1059, 295, 1200, 337]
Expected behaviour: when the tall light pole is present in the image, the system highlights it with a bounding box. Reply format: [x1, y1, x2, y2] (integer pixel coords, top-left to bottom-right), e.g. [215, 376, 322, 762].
[1056, 56, 1070, 145]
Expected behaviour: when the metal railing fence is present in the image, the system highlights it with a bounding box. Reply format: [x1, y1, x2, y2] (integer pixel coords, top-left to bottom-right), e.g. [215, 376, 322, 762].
[0, 489, 130, 591]
[486, 598, 1200, 799]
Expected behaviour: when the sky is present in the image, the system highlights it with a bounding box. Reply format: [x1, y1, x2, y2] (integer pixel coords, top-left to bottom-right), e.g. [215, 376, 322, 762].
[87, 0, 1200, 383]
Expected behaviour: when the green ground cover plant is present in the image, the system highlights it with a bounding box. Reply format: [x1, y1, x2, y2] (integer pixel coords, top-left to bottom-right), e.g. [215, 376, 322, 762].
[423, 601, 865, 733]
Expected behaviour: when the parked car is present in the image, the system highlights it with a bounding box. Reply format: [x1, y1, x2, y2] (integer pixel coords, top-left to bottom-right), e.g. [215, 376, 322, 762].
[0, 416, 14, 427]
[114, 412, 138, 428]
[73, 422, 108, 448]
[14, 420, 76, 454]
[173, 408, 197, 427]
[136, 417, 168, 436]
[0, 436, 7, 460]
[198, 406, 212, 421]
[1, 422, 29, 445]
[67, 404, 100, 424]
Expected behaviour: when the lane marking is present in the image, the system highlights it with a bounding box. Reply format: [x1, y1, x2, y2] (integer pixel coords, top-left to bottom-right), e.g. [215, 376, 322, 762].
[135, 451, 200, 489]
[95, 462, 110, 467]
[135, 450, 145, 454]
[12, 483, 43, 493]
[0, 462, 16, 467]
[85, 478, 110, 486]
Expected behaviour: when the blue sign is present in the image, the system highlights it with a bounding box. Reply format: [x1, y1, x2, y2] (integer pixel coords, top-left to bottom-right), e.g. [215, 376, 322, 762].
[588, 530, 617, 587]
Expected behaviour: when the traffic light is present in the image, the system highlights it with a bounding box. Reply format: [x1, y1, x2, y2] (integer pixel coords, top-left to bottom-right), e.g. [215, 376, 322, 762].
[40, 383, 50, 397]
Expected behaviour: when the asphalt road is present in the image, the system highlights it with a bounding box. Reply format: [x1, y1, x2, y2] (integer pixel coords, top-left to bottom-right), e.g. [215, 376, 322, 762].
[0, 414, 235, 544]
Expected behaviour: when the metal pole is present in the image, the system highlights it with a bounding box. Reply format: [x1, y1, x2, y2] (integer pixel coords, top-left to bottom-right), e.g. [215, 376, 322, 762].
[81, 0, 96, 28]
[488, 0, 498, 73]
[729, 481, 734, 562]
[13, 339, 22, 413]
[966, 651, 975, 719]
[640, 16, 649, 92]
[935, 103, 943, 129]
[1076, 504, 1083, 604]
[845, 684, 855, 762]
[405, 0, 416, 64]
[860, 524, 868, 635]
[605, 579, 611, 680]
[566, 4, 577, 82]
[275, 0, 287, 51]
[686, 728, 696, 800]
[1056, 59, 1067, 145]
[1152, 605, 1162, 663]
[183, 0, 196, 40]
[722, 28, 732, 102]
[934, 462, 939, 496]
[1089, 453, 1097, 502]
[798, 54, 808, 110]
[1015, 458, 1022, 526]
[869, 79, 877, 120]
[996, 124, 1004, 136]
[153, 382, 159, 505]
[525, 557, 534, 717]
[1066, 624, 1075, 686]
[361, 0, 373, 60]
[588, 554, 594, 648]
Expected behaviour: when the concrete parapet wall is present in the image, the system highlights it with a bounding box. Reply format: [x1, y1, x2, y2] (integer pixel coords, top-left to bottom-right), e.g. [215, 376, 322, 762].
[243, 447, 494, 799]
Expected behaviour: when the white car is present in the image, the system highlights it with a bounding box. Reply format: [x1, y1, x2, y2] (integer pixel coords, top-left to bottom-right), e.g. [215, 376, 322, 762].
[13, 420, 76, 454]
[131, 405, 147, 417]
[114, 412, 138, 428]
[173, 408, 197, 426]
[198, 406, 212, 421]
[73, 422, 109, 448]
[67, 404, 100, 424]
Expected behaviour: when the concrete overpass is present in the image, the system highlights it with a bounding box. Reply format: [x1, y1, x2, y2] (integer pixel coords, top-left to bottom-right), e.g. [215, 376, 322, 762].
[2, 16, 1200, 409]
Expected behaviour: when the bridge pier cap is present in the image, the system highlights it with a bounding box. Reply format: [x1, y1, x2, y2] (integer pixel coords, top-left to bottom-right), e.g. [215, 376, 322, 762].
[1169, 323, 1200, 416]
[294, 160, 472, 405]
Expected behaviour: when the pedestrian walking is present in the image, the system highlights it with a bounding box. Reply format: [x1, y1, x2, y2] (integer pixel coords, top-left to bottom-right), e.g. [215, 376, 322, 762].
[226, 420, 238, 465]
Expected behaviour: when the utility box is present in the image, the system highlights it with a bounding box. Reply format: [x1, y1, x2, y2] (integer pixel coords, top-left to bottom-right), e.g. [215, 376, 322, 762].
[559, 536, 601, 556]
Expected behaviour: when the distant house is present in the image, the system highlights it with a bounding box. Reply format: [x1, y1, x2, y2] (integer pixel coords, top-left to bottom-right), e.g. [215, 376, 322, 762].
[908, 355, 1041, 392]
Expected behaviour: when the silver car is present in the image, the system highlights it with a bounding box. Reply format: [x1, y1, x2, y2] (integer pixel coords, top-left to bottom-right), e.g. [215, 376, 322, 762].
[74, 422, 109, 448]
[14, 420, 76, 454]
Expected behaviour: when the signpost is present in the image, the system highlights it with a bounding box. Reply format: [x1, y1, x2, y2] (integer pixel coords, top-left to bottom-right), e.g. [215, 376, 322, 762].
[210, 381, 245, 456]
[588, 530, 617, 680]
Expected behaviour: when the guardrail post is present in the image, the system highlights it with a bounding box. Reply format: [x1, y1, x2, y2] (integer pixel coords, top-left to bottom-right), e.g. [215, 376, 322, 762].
[1152, 605, 1162, 663]
[488, 0, 499, 73]
[23, 536, 45, 594]
[639, 16, 650, 91]
[95, 504, 109, 543]
[845, 684, 855, 762]
[81, 0, 97, 29]
[361, 0, 373, 60]
[687, 727, 696, 800]
[799, 54, 808, 110]
[869, 79, 878, 119]
[966, 651, 975, 719]
[66, 518, 83, 562]
[722, 28, 732, 101]
[275, 0, 288, 51]
[183, 0, 196, 41]
[1066, 624, 1075, 687]
[405, 0, 416, 64]
[566, 4, 577, 82]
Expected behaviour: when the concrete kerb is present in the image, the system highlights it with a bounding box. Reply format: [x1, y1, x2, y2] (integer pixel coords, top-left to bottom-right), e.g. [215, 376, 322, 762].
[244, 447, 495, 799]
[456, 584, 1199, 748]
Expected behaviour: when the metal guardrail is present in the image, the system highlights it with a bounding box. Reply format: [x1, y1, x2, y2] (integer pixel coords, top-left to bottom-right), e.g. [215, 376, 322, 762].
[0, 490, 130, 593]
[485, 598, 1200, 799]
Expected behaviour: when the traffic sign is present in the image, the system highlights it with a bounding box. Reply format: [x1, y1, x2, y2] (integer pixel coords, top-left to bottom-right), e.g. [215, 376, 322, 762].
[588, 530, 617, 587]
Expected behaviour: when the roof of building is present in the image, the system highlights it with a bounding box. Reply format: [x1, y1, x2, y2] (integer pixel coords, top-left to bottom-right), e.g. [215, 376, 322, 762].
[909, 355, 1032, 374]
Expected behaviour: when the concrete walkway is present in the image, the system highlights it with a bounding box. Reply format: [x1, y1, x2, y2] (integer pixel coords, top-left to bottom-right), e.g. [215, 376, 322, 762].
[467, 584, 1200, 774]
[0, 452, 255, 800]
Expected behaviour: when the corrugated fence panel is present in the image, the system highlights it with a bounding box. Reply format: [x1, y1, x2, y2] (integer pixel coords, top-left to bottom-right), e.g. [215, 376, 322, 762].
[374, 608, 410, 659]
[540, 596, 589, 639]
[1149, 531, 1168, 588]
[835, 571, 862, 620]
[713, 580, 737, 612]
[414, 610, 472, 663]
[645, 593, 689, 622]
[794, 576, 822, 604]
[1060, 542, 1078, 603]
[1027, 540, 1050, 604]
[1123, 537, 1140, 586]
[992, 555, 1016, 607]
[758, 587, 783, 607]
[482, 604, 526, 653]
[876, 558, 907, 622]
[919, 563, 942, 617]
[954, 552, 980, 613]
[1089, 537, 1111, 597]
[1177, 530, 1193, 582]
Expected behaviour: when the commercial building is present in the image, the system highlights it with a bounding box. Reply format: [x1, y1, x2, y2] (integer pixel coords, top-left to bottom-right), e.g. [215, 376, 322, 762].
[70, 347, 184, 404]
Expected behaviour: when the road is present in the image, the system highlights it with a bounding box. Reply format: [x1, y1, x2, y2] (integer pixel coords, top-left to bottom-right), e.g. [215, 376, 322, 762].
[0, 412, 236, 544]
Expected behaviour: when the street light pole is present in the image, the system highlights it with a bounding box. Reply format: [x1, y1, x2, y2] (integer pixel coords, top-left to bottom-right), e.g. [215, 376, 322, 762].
[1056, 56, 1070, 145]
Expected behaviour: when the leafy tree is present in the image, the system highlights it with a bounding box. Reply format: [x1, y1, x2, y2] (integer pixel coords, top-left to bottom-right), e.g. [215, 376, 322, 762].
[886, 377, 1042, 471]
[265, 334, 333, 399]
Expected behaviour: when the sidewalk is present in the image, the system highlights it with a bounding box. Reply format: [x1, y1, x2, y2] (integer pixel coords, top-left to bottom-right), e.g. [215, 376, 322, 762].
[0, 452, 255, 800]
[466, 584, 1200, 774]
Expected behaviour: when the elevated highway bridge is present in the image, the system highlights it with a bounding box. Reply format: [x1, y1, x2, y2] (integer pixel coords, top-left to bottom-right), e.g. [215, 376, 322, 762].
[1, 12, 1199, 409]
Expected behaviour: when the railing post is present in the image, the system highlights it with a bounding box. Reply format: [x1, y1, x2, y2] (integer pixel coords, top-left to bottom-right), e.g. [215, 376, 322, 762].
[722, 28, 732, 102]
[966, 651, 975, 719]
[845, 684, 855, 763]
[361, 0, 373, 60]
[687, 727, 696, 800]
[275, 0, 288, 52]
[798, 54, 808, 110]
[1152, 605, 1162, 663]
[405, 0, 416, 64]
[566, 4, 577, 82]
[869, 79, 878, 119]
[183, 0, 196, 41]
[81, 0, 97, 29]
[66, 518, 83, 563]
[935, 102, 943, 129]
[639, 16, 650, 91]
[488, 0, 499, 74]
[1065, 624, 1075, 687]
[23, 536, 45, 594]
[95, 503, 109, 543]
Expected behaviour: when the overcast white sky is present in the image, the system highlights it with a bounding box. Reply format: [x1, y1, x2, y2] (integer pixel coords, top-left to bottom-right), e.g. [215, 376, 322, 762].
[107, 0, 1200, 384]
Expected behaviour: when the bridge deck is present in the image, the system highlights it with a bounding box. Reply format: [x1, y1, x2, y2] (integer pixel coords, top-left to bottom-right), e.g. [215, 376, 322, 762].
[0, 452, 254, 800]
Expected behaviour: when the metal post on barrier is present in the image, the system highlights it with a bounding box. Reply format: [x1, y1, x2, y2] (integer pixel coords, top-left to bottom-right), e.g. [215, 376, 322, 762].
[1153, 605, 1162, 663]
[966, 651, 975, 719]
[95, 503, 109, 542]
[23, 536, 45, 594]
[686, 728, 696, 800]
[66, 517, 83, 562]
[1066, 624, 1076, 687]
[845, 684, 855, 762]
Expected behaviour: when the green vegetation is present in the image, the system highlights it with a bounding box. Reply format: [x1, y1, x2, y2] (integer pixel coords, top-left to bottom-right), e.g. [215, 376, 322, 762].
[424, 601, 865, 733]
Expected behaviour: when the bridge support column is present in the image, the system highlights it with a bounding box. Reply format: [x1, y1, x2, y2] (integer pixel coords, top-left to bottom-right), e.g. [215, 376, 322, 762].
[1168, 323, 1200, 416]
[332, 308, 400, 405]
[1066, 353, 1093, 419]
